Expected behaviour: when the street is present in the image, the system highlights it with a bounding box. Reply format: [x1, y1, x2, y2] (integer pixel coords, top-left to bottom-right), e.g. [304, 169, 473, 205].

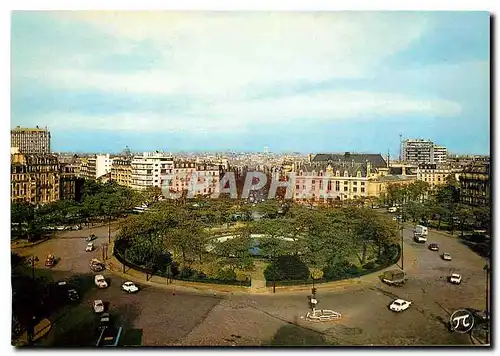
[15, 222, 488, 346]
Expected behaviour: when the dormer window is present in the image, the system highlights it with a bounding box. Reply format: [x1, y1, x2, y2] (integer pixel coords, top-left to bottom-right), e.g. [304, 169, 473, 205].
[344, 171, 348, 177]
[336, 170, 340, 177]
[357, 171, 362, 178]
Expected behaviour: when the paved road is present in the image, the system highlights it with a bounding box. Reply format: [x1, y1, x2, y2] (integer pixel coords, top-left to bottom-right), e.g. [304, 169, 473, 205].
[17, 222, 488, 346]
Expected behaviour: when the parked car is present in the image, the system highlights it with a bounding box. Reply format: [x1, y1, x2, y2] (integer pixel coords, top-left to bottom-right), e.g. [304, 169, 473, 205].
[121, 281, 139, 293]
[99, 312, 111, 328]
[442, 253, 452, 261]
[45, 254, 56, 267]
[95, 275, 108, 289]
[90, 259, 105, 272]
[86, 242, 94, 252]
[86, 234, 97, 242]
[428, 243, 439, 251]
[93, 300, 105, 313]
[56, 226, 66, 231]
[388, 207, 397, 213]
[449, 273, 462, 284]
[71, 225, 81, 230]
[389, 299, 412, 312]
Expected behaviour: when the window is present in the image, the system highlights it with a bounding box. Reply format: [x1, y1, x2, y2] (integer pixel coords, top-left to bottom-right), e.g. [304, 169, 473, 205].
[357, 171, 362, 178]
[335, 181, 340, 191]
[296, 185, 300, 189]
[361, 182, 365, 186]
[336, 171, 340, 177]
[353, 187, 357, 192]
[361, 187, 365, 193]
[344, 181, 348, 185]
[344, 186, 348, 192]
[344, 171, 348, 177]
[353, 181, 357, 185]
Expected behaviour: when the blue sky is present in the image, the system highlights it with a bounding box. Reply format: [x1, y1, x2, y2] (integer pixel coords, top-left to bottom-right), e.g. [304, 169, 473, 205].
[11, 11, 490, 154]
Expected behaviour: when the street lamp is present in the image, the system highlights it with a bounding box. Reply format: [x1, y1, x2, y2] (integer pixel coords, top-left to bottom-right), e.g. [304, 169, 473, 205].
[483, 263, 490, 344]
[27, 255, 39, 345]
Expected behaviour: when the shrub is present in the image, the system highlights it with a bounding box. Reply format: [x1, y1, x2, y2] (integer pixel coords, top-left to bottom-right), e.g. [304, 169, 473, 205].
[264, 255, 310, 281]
[215, 268, 237, 281]
[322, 260, 359, 280]
[362, 262, 376, 270]
[179, 266, 196, 278]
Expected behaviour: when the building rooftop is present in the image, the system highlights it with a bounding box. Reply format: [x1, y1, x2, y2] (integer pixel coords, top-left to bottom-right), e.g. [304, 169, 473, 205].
[312, 153, 387, 168]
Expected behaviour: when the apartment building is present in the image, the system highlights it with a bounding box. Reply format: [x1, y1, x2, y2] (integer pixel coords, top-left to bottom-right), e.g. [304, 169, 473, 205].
[402, 139, 434, 164]
[293, 161, 374, 203]
[433, 145, 448, 164]
[416, 164, 456, 189]
[459, 163, 490, 207]
[78, 154, 112, 180]
[59, 163, 84, 201]
[168, 161, 220, 196]
[111, 157, 132, 188]
[130, 152, 174, 190]
[11, 126, 51, 154]
[11, 153, 60, 204]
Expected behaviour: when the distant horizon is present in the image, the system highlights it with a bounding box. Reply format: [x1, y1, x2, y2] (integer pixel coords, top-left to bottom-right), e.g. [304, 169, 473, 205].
[12, 12, 490, 155]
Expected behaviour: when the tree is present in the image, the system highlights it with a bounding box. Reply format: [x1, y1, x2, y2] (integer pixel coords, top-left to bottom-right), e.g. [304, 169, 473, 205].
[264, 255, 310, 281]
[214, 226, 254, 273]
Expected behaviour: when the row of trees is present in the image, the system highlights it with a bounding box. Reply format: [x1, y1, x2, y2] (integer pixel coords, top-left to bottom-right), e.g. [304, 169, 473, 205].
[381, 179, 490, 236]
[11, 181, 147, 241]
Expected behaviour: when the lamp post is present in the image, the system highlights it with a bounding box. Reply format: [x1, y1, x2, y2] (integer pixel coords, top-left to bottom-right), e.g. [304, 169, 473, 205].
[27, 256, 39, 345]
[484, 263, 490, 344]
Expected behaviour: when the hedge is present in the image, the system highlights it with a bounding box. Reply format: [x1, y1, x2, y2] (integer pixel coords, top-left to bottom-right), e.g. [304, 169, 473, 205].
[264, 244, 401, 287]
[113, 241, 251, 287]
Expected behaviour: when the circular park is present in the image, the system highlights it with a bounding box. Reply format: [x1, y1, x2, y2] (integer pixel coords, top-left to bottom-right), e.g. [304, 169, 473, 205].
[113, 198, 401, 288]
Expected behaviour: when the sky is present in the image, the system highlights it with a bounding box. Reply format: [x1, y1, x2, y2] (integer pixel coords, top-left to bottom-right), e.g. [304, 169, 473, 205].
[11, 11, 490, 155]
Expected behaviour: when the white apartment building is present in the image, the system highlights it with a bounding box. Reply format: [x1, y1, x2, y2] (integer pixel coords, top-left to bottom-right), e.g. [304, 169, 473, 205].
[433, 145, 448, 164]
[402, 139, 435, 164]
[130, 152, 174, 190]
[96, 154, 113, 178]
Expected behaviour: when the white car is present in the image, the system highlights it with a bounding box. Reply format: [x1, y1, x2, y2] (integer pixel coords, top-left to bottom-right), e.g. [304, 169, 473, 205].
[389, 299, 412, 312]
[93, 299, 105, 313]
[442, 253, 452, 261]
[449, 273, 462, 284]
[121, 281, 139, 293]
[95, 275, 108, 288]
[86, 243, 94, 252]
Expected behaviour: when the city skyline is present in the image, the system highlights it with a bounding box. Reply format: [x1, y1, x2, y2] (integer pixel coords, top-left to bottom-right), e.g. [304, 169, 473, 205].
[12, 11, 490, 155]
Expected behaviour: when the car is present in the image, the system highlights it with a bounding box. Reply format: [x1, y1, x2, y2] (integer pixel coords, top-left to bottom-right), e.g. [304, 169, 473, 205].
[45, 254, 56, 267]
[442, 253, 452, 261]
[388, 207, 397, 213]
[99, 312, 111, 328]
[56, 226, 66, 231]
[121, 281, 139, 293]
[86, 234, 97, 242]
[86, 242, 94, 252]
[93, 300, 105, 313]
[71, 225, 81, 230]
[90, 258, 105, 272]
[414, 234, 427, 243]
[68, 288, 80, 301]
[449, 273, 462, 284]
[389, 299, 412, 312]
[428, 243, 439, 251]
[95, 275, 108, 289]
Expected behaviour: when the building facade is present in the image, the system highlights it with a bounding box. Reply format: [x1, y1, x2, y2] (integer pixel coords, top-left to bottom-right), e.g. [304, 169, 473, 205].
[459, 163, 490, 207]
[416, 164, 456, 189]
[11, 153, 60, 204]
[130, 152, 175, 190]
[168, 161, 220, 196]
[433, 145, 448, 164]
[111, 157, 132, 188]
[402, 139, 434, 164]
[59, 163, 84, 201]
[78, 154, 112, 180]
[11, 126, 51, 154]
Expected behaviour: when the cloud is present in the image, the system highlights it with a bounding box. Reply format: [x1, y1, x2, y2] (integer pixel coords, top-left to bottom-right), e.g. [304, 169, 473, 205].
[16, 12, 432, 97]
[37, 89, 461, 134]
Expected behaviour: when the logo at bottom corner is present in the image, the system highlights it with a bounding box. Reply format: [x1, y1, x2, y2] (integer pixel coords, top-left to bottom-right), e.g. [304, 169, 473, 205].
[449, 309, 475, 333]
